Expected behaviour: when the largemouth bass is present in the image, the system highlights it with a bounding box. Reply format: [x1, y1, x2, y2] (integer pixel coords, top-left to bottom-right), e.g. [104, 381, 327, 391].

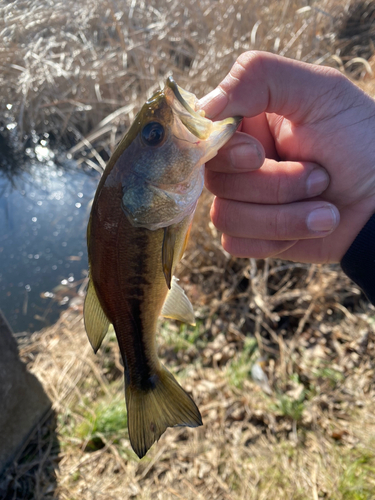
[84, 77, 240, 458]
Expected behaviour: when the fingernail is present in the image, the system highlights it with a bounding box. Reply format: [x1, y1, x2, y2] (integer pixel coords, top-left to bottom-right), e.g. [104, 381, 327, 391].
[306, 168, 329, 196]
[229, 143, 262, 169]
[198, 87, 226, 111]
[307, 207, 337, 232]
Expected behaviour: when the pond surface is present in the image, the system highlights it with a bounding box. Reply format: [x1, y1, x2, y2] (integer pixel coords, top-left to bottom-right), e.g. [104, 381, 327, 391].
[0, 149, 100, 333]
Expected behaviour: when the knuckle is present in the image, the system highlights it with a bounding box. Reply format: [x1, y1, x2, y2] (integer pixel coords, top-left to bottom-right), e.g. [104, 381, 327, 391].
[227, 51, 266, 87]
[274, 170, 291, 204]
[236, 51, 263, 74]
[320, 65, 344, 81]
[306, 62, 343, 82]
[313, 65, 350, 96]
[259, 239, 297, 259]
[220, 199, 234, 232]
[205, 170, 220, 195]
[211, 198, 231, 232]
[222, 235, 238, 256]
[218, 172, 229, 198]
[313, 240, 330, 264]
[222, 234, 295, 259]
[274, 209, 289, 239]
[223, 234, 254, 258]
[255, 240, 277, 259]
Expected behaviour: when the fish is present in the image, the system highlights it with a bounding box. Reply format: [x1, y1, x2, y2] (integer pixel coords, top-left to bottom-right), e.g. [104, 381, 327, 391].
[84, 77, 241, 458]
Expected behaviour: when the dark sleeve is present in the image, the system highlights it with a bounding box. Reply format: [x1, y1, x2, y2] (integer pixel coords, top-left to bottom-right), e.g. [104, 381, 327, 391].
[340, 213, 375, 305]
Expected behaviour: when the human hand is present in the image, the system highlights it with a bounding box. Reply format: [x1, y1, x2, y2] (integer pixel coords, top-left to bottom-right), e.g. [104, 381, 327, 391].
[200, 51, 375, 263]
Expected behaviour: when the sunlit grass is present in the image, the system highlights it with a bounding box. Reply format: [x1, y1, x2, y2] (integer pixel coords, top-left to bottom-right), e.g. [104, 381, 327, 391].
[337, 452, 375, 500]
[313, 365, 345, 388]
[75, 396, 127, 441]
[160, 319, 207, 351]
[273, 392, 306, 423]
[226, 337, 258, 389]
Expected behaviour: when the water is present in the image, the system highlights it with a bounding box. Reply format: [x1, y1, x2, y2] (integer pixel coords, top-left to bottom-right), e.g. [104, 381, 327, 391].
[0, 154, 100, 333]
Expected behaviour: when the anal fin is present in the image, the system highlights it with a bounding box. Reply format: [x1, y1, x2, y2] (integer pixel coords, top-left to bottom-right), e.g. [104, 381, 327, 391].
[161, 276, 195, 325]
[83, 278, 110, 353]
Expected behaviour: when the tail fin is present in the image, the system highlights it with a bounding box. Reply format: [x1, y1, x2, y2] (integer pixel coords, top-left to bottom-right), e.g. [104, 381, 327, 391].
[125, 365, 202, 459]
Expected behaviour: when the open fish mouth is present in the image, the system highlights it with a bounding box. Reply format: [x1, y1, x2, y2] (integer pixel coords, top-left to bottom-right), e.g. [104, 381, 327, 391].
[165, 77, 201, 116]
[165, 76, 241, 141]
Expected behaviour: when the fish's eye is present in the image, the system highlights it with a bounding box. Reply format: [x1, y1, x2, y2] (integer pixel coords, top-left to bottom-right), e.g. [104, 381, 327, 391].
[141, 122, 165, 146]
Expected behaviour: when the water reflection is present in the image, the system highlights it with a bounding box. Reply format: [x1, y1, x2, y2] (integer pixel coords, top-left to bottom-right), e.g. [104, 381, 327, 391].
[0, 159, 99, 332]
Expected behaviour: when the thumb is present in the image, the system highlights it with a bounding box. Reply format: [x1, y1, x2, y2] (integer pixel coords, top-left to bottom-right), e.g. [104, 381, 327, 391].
[199, 51, 350, 123]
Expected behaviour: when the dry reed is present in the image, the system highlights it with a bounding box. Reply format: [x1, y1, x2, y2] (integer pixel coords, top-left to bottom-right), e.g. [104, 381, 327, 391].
[0, 0, 365, 151]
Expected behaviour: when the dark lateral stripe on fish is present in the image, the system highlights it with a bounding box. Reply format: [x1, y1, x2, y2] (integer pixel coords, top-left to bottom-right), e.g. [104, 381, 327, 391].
[116, 230, 163, 391]
[114, 295, 158, 392]
[126, 275, 151, 287]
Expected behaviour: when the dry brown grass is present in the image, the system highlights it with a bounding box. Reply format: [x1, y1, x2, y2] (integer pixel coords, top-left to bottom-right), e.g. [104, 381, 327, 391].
[1, 0, 363, 150]
[6, 243, 375, 499]
[3, 0, 375, 498]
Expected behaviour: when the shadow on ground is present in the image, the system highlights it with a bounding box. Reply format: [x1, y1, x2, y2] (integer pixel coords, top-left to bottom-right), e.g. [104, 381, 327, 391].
[0, 412, 60, 500]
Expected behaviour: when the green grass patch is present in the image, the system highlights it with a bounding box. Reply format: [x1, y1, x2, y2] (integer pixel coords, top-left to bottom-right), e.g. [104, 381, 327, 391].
[75, 396, 127, 441]
[226, 337, 258, 389]
[273, 393, 306, 422]
[160, 319, 206, 351]
[271, 375, 314, 423]
[313, 366, 344, 388]
[337, 452, 375, 500]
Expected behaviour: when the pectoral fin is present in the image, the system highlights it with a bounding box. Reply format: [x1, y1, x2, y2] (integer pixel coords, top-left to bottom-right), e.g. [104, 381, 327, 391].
[162, 213, 194, 290]
[161, 276, 195, 325]
[162, 225, 177, 289]
[179, 219, 193, 261]
[84, 278, 110, 353]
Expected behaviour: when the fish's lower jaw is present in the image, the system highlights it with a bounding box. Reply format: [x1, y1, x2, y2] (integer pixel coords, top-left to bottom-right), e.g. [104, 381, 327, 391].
[125, 366, 202, 459]
[199, 116, 242, 165]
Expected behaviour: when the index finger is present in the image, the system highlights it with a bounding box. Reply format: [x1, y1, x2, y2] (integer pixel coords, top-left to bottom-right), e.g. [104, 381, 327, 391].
[207, 130, 265, 173]
[199, 51, 348, 122]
